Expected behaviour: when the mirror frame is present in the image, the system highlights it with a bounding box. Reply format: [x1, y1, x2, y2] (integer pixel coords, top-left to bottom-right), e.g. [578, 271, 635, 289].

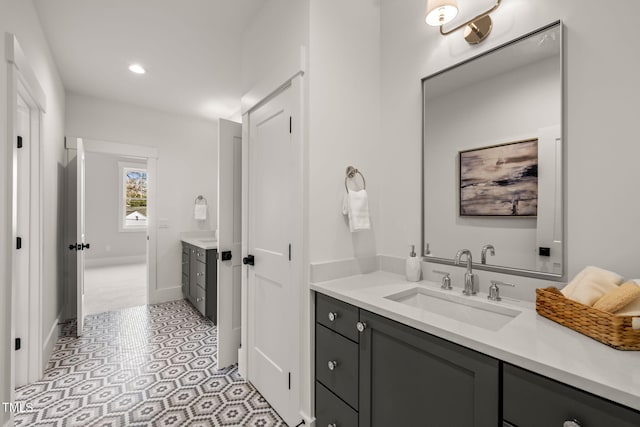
[421, 20, 565, 281]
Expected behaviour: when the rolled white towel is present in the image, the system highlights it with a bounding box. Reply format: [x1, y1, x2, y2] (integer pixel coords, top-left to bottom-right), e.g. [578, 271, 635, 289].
[561, 266, 624, 306]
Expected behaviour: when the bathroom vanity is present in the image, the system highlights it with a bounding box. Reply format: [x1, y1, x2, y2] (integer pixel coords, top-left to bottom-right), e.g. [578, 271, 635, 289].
[312, 272, 640, 427]
[181, 237, 217, 322]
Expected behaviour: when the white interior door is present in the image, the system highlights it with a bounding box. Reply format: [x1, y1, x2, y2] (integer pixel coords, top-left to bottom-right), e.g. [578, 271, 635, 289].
[246, 85, 296, 422]
[217, 119, 243, 369]
[14, 94, 30, 388]
[76, 139, 87, 336]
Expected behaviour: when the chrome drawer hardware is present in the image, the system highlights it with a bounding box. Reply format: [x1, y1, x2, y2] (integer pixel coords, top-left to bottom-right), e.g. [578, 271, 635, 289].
[356, 322, 367, 332]
[328, 312, 338, 322]
[563, 420, 581, 427]
[327, 361, 338, 371]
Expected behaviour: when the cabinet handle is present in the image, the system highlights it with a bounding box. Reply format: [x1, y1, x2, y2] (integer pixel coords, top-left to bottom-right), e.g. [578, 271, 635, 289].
[327, 360, 338, 371]
[192, 249, 195, 254]
[328, 312, 338, 322]
[563, 420, 582, 427]
[197, 272, 204, 277]
[328, 424, 337, 427]
[196, 297, 203, 302]
[356, 322, 367, 332]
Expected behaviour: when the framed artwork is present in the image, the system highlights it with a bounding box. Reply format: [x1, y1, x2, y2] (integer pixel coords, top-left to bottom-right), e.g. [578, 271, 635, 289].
[459, 138, 538, 216]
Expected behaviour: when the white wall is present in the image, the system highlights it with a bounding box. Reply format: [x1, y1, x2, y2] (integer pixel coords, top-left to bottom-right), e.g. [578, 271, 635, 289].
[65, 93, 218, 307]
[0, 0, 66, 423]
[380, 0, 640, 298]
[308, 0, 382, 263]
[84, 152, 146, 263]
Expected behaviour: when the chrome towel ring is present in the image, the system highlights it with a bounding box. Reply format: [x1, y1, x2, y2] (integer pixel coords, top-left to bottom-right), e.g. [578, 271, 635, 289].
[345, 166, 366, 192]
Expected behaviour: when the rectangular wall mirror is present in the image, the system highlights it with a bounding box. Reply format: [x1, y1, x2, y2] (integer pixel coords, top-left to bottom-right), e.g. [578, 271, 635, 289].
[422, 21, 563, 280]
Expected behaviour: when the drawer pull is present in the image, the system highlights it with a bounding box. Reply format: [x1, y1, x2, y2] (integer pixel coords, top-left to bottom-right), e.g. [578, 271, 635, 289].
[328, 312, 338, 322]
[328, 424, 337, 427]
[327, 360, 338, 371]
[196, 297, 203, 302]
[356, 322, 367, 333]
[563, 420, 582, 427]
[197, 272, 204, 277]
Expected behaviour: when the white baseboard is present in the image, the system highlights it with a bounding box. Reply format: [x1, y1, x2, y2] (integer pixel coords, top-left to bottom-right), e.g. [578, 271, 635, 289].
[43, 312, 62, 371]
[85, 255, 146, 268]
[148, 286, 183, 305]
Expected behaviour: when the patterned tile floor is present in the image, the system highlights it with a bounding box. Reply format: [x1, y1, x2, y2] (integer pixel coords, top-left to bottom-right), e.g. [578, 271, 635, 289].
[15, 300, 287, 427]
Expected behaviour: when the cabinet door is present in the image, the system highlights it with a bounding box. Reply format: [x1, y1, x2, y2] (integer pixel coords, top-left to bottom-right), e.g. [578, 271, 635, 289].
[359, 310, 499, 427]
[504, 363, 640, 427]
[189, 246, 198, 299]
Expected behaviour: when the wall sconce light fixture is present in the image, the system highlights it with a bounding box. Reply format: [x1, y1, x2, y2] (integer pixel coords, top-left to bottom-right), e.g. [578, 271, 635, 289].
[425, 0, 502, 45]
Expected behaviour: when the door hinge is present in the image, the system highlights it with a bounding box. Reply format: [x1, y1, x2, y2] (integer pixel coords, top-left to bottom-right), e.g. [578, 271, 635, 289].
[17, 136, 23, 149]
[16, 237, 22, 250]
[288, 244, 291, 261]
[15, 338, 21, 351]
[289, 116, 292, 134]
[288, 372, 291, 390]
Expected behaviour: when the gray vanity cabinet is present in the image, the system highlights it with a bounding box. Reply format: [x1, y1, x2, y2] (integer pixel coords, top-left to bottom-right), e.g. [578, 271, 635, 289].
[503, 364, 640, 427]
[358, 310, 499, 427]
[181, 242, 217, 323]
[314, 293, 499, 427]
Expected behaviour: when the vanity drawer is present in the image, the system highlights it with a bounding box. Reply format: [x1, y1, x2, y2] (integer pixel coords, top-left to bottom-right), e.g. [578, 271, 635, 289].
[503, 364, 640, 427]
[195, 248, 207, 263]
[316, 293, 359, 342]
[195, 261, 206, 289]
[316, 381, 357, 427]
[315, 324, 358, 410]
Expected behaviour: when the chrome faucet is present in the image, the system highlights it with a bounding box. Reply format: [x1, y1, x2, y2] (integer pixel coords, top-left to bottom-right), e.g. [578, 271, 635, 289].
[481, 244, 495, 264]
[454, 249, 476, 296]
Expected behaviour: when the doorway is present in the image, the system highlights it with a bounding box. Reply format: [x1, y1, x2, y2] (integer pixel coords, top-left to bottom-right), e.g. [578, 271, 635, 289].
[83, 154, 149, 315]
[64, 137, 158, 336]
[13, 88, 42, 388]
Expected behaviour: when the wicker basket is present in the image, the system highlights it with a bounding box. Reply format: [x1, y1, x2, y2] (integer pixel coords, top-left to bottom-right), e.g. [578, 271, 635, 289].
[536, 287, 640, 351]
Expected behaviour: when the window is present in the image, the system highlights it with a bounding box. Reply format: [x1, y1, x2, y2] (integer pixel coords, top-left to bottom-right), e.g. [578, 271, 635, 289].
[119, 163, 148, 231]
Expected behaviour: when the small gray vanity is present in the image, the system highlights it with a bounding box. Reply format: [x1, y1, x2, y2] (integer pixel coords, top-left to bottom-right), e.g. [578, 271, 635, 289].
[314, 291, 640, 427]
[181, 240, 217, 322]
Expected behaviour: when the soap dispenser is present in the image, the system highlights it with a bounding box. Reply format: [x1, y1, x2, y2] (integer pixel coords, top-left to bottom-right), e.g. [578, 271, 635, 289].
[405, 245, 422, 282]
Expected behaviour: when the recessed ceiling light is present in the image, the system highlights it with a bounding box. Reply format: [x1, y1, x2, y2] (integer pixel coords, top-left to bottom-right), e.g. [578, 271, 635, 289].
[129, 64, 146, 74]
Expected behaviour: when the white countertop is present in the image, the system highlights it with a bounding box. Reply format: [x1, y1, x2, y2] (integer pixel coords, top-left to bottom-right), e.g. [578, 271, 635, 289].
[311, 271, 640, 411]
[180, 231, 218, 250]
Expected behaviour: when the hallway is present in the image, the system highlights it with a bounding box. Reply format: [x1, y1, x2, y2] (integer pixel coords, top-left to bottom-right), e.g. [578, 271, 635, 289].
[14, 301, 286, 426]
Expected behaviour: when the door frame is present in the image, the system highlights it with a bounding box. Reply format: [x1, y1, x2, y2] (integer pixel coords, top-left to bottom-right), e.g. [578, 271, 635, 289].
[4, 33, 46, 405]
[64, 137, 159, 316]
[240, 47, 307, 425]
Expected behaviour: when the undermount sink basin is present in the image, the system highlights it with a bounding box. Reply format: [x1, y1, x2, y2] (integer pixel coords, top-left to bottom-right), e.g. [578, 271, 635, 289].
[385, 287, 521, 331]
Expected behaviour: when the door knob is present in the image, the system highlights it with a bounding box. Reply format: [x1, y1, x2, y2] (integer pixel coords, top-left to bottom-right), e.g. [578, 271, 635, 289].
[220, 251, 232, 261]
[69, 244, 78, 251]
[81, 243, 90, 250]
[242, 255, 255, 266]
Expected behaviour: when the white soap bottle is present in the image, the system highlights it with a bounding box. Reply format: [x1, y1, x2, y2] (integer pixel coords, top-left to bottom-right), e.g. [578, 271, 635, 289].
[405, 245, 422, 282]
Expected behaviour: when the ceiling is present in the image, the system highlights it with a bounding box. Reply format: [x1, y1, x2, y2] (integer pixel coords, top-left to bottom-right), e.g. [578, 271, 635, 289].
[34, 0, 266, 121]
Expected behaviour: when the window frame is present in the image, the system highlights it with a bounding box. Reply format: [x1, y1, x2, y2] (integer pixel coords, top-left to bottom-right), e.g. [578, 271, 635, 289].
[118, 161, 148, 233]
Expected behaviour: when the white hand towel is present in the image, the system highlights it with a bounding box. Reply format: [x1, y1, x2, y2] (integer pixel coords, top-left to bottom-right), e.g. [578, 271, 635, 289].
[194, 204, 207, 220]
[342, 189, 370, 232]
